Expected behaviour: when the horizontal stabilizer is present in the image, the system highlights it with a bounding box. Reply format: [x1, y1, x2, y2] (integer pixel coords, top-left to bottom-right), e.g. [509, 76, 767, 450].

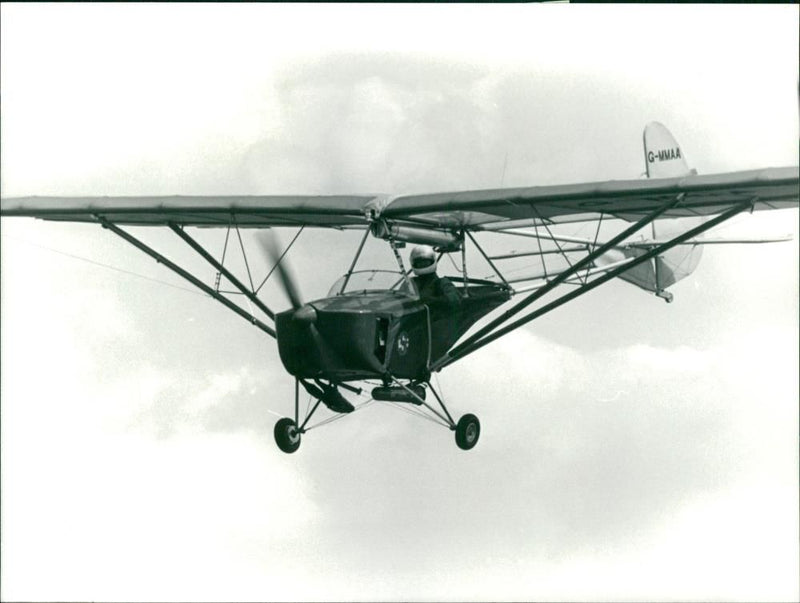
[628, 234, 793, 247]
[596, 217, 706, 301]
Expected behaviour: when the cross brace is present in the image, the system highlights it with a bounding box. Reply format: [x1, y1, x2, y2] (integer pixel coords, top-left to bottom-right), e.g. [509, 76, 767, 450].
[94, 215, 276, 338]
[168, 223, 276, 320]
[437, 193, 686, 367]
[433, 197, 756, 370]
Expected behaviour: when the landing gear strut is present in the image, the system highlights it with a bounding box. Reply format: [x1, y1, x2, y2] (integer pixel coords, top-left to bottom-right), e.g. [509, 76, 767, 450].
[392, 377, 481, 451]
[274, 379, 359, 454]
[274, 379, 311, 454]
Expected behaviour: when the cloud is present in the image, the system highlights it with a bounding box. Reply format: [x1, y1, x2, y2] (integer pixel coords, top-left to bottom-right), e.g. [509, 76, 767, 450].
[1, 286, 319, 602]
[2, 5, 798, 600]
[242, 324, 795, 601]
[3, 209, 796, 601]
[240, 55, 496, 194]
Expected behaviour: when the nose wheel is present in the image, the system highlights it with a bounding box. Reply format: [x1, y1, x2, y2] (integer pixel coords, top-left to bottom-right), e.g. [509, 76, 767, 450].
[455, 413, 480, 450]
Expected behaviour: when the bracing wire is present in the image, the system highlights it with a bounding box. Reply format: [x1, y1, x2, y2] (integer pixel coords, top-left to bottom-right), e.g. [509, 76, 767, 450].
[303, 395, 374, 432]
[382, 400, 450, 428]
[299, 378, 451, 431]
[1, 233, 206, 297]
[255, 226, 305, 294]
[234, 222, 256, 293]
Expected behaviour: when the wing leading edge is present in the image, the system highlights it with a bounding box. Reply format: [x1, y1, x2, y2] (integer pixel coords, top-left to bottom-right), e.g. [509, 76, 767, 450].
[0, 194, 382, 228]
[1, 167, 797, 229]
[380, 167, 799, 229]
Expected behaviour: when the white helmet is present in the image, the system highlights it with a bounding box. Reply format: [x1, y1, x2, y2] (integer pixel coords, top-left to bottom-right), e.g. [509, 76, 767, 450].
[410, 245, 437, 276]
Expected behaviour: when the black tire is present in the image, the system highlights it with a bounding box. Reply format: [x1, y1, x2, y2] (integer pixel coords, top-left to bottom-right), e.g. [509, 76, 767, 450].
[274, 418, 301, 454]
[455, 413, 480, 450]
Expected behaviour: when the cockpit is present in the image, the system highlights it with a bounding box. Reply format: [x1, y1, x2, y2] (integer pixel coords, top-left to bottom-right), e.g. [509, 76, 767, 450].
[327, 269, 418, 298]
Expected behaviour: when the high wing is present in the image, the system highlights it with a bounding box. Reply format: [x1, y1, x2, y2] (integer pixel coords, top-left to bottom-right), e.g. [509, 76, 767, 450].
[1, 167, 797, 230]
[2, 164, 798, 362]
[0, 194, 381, 228]
[377, 167, 799, 230]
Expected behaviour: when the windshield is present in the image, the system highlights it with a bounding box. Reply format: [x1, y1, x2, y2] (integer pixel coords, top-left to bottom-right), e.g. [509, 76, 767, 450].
[328, 270, 417, 297]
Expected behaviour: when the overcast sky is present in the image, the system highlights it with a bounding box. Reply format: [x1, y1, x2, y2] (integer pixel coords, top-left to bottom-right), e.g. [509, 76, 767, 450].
[1, 4, 798, 602]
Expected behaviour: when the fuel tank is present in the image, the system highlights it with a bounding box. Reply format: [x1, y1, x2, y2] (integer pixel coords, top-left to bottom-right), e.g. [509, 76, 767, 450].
[372, 384, 426, 404]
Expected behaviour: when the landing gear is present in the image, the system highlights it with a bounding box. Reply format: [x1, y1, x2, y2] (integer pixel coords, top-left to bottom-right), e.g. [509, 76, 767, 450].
[455, 413, 480, 450]
[274, 417, 301, 454]
[273, 379, 360, 453]
[274, 376, 480, 452]
[388, 378, 481, 451]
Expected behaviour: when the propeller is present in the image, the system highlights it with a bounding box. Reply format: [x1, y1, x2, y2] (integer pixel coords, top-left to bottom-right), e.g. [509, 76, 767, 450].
[257, 231, 349, 411]
[257, 230, 304, 311]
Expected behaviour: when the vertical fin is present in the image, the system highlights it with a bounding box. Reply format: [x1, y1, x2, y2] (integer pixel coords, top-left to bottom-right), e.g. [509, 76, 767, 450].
[605, 123, 704, 301]
[643, 121, 694, 178]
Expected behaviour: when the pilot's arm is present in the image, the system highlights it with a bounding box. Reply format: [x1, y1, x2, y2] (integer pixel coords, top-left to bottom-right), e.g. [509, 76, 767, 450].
[438, 276, 461, 306]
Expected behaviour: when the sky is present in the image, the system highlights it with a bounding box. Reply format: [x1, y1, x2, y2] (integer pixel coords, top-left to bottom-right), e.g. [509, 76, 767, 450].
[1, 3, 798, 602]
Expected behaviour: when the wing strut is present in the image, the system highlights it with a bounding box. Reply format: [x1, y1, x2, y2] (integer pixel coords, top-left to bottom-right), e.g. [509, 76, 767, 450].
[437, 193, 686, 367]
[255, 227, 304, 294]
[94, 216, 276, 338]
[466, 230, 509, 287]
[168, 223, 276, 320]
[339, 228, 371, 295]
[434, 197, 756, 370]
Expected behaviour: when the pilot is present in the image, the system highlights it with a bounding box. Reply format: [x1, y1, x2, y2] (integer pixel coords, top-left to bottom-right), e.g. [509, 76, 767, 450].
[410, 245, 461, 306]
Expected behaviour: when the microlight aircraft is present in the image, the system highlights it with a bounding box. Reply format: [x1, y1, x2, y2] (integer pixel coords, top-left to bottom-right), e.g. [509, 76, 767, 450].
[2, 123, 798, 453]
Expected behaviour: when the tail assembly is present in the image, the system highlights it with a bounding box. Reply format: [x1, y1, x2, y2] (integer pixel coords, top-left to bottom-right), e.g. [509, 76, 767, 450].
[500, 122, 791, 304]
[600, 122, 703, 302]
[602, 219, 705, 303]
[602, 122, 790, 302]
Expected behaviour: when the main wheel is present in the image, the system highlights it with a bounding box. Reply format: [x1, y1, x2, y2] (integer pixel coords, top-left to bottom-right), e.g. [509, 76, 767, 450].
[455, 413, 480, 450]
[274, 418, 301, 454]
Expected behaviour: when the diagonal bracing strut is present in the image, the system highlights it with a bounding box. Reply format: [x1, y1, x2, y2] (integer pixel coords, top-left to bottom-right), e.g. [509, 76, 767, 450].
[95, 215, 276, 338]
[435, 193, 686, 368]
[168, 223, 276, 320]
[433, 197, 757, 370]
